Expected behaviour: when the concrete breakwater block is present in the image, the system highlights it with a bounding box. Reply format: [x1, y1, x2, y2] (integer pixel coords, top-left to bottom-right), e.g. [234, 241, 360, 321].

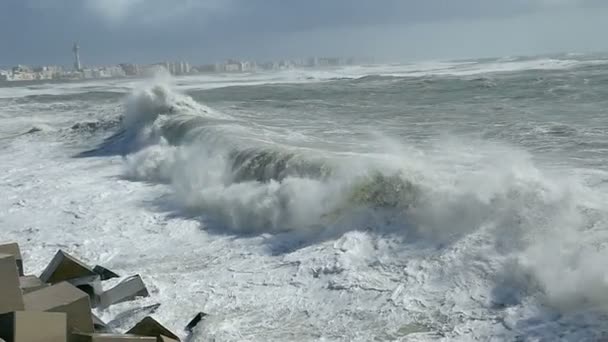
[0, 311, 67, 342]
[92, 313, 113, 333]
[23, 282, 94, 334]
[71, 333, 156, 342]
[184, 312, 207, 333]
[93, 265, 120, 281]
[67, 275, 103, 308]
[127, 316, 180, 342]
[0, 244, 203, 342]
[0, 254, 24, 314]
[99, 275, 149, 309]
[39, 250, 104, 307]
[19, 275, 48, 294]
[39, 250, 97, 284]
[106, 304, 161, 331]
[0, 243, 24, 276]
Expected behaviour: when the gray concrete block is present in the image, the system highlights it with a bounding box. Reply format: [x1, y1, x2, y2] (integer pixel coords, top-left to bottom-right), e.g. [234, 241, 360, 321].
[156, 336, 178, 342]
[71, 333, 156, 342]
[0, 254, 24, 314]
[19, 275, 48, 294]
[99, 275, 149, 309]
[92, 313, 113, 333]
[0, 311, 67, 342]
[39, 250, 97, 284]
[67, 275, 103, 308]
[126, 316, 180, 342]
[106, 304, 160, 331]
[23, 282, 93, 334]
[184, 312, 207, 333]
[93, 266, 120, 281]
[0, 243, 24, 276]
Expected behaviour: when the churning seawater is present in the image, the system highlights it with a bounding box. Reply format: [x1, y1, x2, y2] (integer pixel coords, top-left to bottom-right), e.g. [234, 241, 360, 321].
[2, 54, 608, 341]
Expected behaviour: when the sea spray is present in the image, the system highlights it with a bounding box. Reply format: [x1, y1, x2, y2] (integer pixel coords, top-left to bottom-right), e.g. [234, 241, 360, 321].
[5, 54, 608, 339]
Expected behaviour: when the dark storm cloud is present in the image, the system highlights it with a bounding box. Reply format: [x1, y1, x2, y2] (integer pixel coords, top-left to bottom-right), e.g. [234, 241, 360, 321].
[0, 0, 607, 65]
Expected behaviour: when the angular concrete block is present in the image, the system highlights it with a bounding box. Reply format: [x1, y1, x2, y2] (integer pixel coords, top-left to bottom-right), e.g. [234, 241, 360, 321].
[157, 336, 178, 342]
[19, 275, 48, 294]
[0, 243, 24, 276]
[92, 313, 113, 333]
[99, 275, 149, 309]
[137, 334, 178, 341]
[0, 311, 67, 342]
[0, 254, 24, 314]
[107, 304, 160, 331]
[67, 275, 103, 308]
[24, 282, 93, 334]
[39, 250, 97, 284]
[71, 333, 156, 342]
[166, 337, 179, 342]
[126, 316, 180, 342]
[93, 265, 120, 281]
[184, 312, 207, 332]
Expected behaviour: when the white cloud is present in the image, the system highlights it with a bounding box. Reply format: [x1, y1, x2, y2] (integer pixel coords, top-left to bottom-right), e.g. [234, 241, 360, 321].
[536, 0, 585, 6]
[83, 0, 232, 25]
[84, 0, 145, 23]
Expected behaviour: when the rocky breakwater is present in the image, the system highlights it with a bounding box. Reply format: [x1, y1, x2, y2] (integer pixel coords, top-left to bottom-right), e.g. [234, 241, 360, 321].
[0, 242, 205, 342]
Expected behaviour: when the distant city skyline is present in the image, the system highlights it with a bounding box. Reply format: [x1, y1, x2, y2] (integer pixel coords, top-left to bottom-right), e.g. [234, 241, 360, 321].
[1, 1, 608, 66]
[0, 51, 365, 82]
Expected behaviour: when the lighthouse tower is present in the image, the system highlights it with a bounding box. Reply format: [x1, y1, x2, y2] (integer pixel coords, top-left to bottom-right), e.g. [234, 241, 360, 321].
[73, 43, 81, 71]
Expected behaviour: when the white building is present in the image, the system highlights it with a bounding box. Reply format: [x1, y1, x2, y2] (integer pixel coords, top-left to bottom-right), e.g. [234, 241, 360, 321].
[103, 66, 127, 78]
[0, 69, 9, 81]
[240, 61, 253, 72]
[82, 69, 94, 79]
[141, 64, 166, 77]
[33, 66, 61, 80]
[180, 62, 191, 74]
[224, 62, 240, 72]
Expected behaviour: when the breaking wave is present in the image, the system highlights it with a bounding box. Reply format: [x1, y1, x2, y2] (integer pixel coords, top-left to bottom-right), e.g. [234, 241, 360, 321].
[101, 81, 608, 316]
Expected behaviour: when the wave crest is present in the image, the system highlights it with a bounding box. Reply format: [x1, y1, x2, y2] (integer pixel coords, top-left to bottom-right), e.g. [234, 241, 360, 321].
[109, 81, 608, 316]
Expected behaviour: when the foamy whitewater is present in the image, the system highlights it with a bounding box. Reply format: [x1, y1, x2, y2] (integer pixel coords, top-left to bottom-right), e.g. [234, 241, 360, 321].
[2, 54, 608, 341]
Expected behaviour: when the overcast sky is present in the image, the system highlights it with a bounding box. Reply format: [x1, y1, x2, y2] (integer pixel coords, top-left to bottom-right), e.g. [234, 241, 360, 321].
[1, 0, 607, 66]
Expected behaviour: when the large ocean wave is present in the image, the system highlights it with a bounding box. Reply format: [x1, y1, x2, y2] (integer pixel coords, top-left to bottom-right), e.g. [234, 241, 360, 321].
[99, 80, 608, 320]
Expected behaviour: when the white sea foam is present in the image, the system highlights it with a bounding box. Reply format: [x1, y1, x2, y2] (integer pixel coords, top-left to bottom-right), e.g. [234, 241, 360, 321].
[2, 56, 608, 340]
[119, 83, 608, 326]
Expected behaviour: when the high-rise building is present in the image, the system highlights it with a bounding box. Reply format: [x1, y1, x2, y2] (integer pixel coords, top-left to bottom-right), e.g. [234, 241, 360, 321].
[72, 43, 81, 71]
[119, 63, 140, 76]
